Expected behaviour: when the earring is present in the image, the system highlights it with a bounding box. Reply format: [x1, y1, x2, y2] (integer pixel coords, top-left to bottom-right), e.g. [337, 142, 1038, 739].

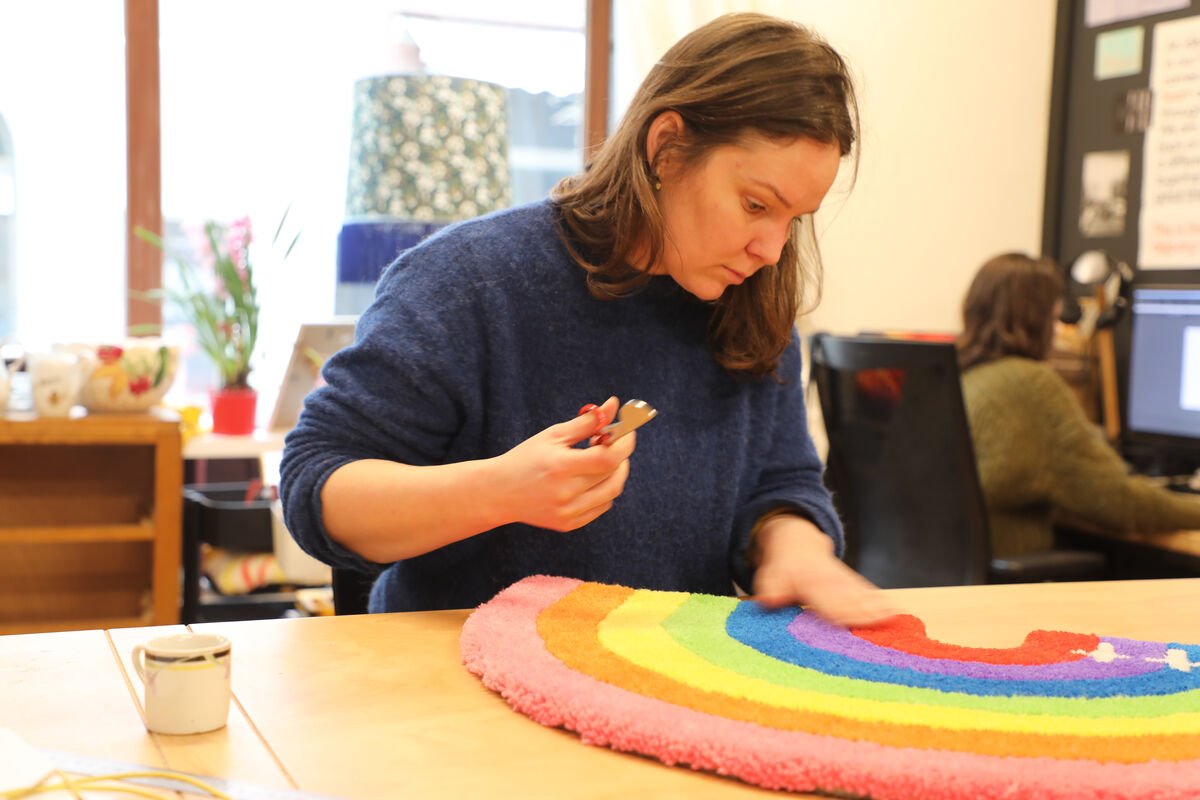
[652, 176, 662, 191]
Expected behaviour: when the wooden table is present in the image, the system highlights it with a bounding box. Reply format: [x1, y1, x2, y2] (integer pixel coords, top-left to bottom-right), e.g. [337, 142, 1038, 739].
[1057, 518, 1200, 577]
[1086, 526, 1200, 556]
[4, 578, 1200, 799]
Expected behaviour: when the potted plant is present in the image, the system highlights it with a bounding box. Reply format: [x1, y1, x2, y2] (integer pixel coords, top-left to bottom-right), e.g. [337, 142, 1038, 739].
[136, 214, 296, 434]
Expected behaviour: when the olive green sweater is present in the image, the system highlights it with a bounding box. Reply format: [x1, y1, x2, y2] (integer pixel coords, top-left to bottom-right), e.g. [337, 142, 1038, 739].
[960, 356, 1200, 556]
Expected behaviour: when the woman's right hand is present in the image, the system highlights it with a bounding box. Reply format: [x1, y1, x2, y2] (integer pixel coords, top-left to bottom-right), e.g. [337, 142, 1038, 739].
[319, 397, 638, 562]
[495, 396, 637, 531]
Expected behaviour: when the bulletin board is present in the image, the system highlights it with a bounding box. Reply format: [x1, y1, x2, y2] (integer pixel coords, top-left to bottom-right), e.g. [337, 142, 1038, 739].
[1042, 0, 1200, 430]
[1044, 0, 1200, 276]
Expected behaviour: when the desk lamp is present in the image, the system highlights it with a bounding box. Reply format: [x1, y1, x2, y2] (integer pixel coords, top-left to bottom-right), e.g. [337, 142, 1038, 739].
[336, 73, 511, 315]
[1069, 249, 1133, 331]
[1061, 249, 1134, 441]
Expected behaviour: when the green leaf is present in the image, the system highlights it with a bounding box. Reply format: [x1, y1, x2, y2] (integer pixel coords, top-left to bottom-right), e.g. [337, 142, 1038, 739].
[153, 345, 169, 387]
[127, 322, 163, 336]
[284, 229, 302, 260]
[272, 203, 291, 246]
[134, 226, 165, 249]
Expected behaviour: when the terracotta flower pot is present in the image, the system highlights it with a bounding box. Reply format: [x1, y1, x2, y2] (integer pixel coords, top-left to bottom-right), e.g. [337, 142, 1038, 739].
[210, 386, 257, 435]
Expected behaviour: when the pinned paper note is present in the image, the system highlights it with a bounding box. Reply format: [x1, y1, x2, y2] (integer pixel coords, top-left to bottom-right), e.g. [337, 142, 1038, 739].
[1080, 150, 1131, 238]
[1086, 0, 1188, 28]
[1095, 26, 1145, 80]
[1140, 15, 1200, 267]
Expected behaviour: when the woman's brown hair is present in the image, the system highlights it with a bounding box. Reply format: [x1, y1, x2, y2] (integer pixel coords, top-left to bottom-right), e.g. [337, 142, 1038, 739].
[957, 252, 1065, 371]
[551, 12, 859, 377]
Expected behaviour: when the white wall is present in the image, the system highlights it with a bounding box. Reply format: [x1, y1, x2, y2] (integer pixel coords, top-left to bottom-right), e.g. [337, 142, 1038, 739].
[613, 0, 1059, 338]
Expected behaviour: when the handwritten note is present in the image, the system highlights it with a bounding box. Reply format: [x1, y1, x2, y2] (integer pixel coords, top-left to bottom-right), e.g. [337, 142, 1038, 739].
[1087, 0, 1190, 29]
[1140, 15, 1200, 267]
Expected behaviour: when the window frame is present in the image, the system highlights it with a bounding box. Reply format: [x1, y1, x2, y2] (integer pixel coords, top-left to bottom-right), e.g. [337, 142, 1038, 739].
[122, 0, 611, 332]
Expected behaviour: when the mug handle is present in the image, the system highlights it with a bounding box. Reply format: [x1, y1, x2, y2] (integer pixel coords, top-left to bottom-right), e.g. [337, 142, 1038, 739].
[130, 645, 148, 685]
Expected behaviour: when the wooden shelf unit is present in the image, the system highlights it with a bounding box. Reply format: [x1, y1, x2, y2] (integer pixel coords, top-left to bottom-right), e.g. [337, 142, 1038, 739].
[0, 409, 182, 634]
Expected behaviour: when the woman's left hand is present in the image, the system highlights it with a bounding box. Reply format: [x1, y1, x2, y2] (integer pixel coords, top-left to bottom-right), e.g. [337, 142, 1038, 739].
[750, 514, 900, 627]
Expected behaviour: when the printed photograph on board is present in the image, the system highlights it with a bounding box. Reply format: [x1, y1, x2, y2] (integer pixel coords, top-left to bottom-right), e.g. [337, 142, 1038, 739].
[1079, 149, 1130, 237]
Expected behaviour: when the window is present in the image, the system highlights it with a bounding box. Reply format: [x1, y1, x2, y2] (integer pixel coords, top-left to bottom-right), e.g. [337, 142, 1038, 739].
[0, 1, 127, 347]
[0, 113, 14, 339]
[157, 1, 587, 415]
[0, 1, 587, 423]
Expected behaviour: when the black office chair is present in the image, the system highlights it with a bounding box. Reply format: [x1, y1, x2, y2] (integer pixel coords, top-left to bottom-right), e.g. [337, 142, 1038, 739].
[331, 567, 377, 615]
[809, 332, 1107, 588]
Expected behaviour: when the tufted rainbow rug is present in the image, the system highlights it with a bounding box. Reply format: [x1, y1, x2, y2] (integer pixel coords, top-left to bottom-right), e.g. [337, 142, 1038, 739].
[458, 575, 1200, 799]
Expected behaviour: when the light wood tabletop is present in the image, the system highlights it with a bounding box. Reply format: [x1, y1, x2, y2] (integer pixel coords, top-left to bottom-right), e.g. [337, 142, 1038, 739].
[4, 577, 1200, 799]
[1083, 525, 1200, 557]
[1056, 513, 1200, 567]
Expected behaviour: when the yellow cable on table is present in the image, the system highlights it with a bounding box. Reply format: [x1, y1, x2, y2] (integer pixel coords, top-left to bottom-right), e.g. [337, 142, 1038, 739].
[2, 769, 233, 800]
[0, 732, 332, 800]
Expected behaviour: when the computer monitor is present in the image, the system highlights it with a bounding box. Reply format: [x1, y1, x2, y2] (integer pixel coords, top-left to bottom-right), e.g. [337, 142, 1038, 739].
[1124, 284, 1200, 473]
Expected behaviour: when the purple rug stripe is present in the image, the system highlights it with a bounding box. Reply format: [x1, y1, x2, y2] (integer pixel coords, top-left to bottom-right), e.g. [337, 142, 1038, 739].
[785, 613, 1166, 681]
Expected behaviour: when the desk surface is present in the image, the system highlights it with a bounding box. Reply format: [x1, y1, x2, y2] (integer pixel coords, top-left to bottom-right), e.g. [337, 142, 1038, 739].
[4, 577, 1200, 799]
[1085, 525, 1200, 556]
[182, 428, 287, 460]
[1058, 511, 1200, 559]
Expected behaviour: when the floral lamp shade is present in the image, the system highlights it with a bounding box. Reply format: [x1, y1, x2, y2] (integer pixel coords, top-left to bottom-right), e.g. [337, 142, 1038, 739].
[345, 74, 510, 220]
[337, 74, 511, 315]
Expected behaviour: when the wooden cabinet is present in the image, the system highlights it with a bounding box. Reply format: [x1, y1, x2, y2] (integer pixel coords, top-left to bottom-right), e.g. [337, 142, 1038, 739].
[0, 410, 182, 634]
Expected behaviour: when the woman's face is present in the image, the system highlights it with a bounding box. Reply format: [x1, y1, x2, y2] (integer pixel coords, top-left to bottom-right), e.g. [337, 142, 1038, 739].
[651, 133, 842, 301]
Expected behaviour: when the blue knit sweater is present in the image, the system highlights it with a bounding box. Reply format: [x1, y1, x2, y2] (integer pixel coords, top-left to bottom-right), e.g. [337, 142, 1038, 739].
[278, 201, 842, 612]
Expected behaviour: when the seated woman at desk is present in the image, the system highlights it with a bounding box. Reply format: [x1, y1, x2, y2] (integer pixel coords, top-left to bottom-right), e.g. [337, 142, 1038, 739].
[279, 14, 896, 626]
[957, 252, 1200, 556]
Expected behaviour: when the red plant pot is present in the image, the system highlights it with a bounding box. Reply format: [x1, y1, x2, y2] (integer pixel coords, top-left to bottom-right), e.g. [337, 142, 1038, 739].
[210, 386, 258, 435]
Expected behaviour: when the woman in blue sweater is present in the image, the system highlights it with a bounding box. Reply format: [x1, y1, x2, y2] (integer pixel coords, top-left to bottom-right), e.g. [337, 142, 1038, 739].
[279, 13, 895, 625]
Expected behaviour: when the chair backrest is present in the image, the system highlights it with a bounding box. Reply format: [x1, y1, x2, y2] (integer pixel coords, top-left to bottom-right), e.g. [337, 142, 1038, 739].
[809, 333, 991, 588]
[331, 567, 376, 615]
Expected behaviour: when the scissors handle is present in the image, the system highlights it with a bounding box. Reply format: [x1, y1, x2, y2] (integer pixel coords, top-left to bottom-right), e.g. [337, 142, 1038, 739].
[599, 399, 658, 442]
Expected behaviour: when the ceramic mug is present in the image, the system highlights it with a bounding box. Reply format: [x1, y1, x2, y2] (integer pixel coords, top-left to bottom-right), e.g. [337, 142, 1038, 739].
[131, 633, 232, 735]
[29, 352, 88, 417]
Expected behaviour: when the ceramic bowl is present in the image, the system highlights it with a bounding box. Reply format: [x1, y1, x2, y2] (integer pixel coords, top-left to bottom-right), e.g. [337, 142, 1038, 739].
[76, 338, 179, 413]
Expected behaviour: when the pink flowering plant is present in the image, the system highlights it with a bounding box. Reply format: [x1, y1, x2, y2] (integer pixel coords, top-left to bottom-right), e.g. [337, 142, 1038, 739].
[136, 217, 262, 389]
